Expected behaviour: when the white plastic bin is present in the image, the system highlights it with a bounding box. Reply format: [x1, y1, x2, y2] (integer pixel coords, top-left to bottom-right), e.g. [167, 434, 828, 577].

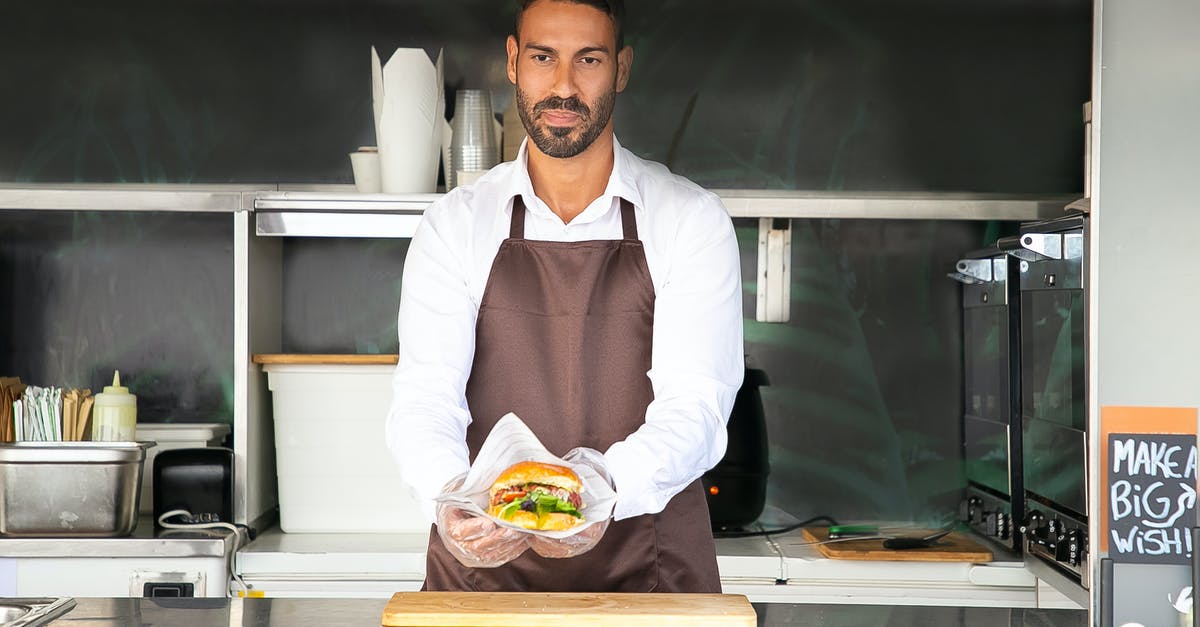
[134, 422, 231, 514]
[263, 363, 427, 533]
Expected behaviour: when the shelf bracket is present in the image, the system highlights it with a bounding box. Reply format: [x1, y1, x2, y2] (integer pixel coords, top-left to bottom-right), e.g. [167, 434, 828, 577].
[756, 218, 791, 323]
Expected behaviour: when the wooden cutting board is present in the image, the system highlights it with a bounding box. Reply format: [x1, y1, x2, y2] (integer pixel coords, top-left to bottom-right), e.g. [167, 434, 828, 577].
[381, 592, 756, 627]
[801, 527, 993, 562]
[251, 353, 398, 365]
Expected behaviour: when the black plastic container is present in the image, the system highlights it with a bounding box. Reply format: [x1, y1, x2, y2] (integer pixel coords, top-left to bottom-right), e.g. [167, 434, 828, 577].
[702, 366, 770, 530]
[153, 447, 233, 526]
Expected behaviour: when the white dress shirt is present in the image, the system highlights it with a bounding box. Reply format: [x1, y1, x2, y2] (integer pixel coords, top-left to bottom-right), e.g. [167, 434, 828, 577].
[386, 137, 744, 522]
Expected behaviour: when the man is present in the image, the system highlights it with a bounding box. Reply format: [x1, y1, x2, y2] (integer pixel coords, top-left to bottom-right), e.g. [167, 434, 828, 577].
[386, 0, 743, 592]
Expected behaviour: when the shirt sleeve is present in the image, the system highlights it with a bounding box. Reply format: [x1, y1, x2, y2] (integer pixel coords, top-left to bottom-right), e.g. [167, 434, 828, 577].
[603, 191, 745, 520]
[385, 204, 476, 522]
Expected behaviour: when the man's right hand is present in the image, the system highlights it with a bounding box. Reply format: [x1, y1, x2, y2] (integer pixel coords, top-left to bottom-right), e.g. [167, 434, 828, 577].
[439, 506, 528, 562]
[434, 474, 529, 567]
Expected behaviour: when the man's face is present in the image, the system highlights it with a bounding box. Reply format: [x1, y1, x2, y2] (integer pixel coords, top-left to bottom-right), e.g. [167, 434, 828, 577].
[507, 0, 633, 159]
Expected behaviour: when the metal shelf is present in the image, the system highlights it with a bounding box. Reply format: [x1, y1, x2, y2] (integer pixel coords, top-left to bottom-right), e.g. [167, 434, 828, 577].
[253, 190, 437, 238]
[0, 185, 1076, 232]
[252, 189, 1075, 238]
[0, 184, 260, 213]
[714, 190, 1074, 221]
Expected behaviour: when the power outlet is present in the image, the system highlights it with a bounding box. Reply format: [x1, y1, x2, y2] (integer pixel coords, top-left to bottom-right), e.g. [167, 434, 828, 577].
[130, 571, 206, 597]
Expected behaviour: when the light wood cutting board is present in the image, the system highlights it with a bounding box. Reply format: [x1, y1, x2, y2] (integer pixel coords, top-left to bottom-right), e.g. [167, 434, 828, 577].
[801, 526, 993, 562]
[251, 353, 398, 365]
[381, 592, 757, 627]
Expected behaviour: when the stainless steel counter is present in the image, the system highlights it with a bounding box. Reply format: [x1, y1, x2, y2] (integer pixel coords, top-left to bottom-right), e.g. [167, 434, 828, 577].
[45, 597, 1087, 627]
[0, 517, 238, 558]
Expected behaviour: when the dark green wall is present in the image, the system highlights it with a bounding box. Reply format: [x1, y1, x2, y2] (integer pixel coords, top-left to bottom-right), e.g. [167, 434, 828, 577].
[0, 0, 1091, 524]
[0, 210, 234, 424]
[1, 0, 1089, 192]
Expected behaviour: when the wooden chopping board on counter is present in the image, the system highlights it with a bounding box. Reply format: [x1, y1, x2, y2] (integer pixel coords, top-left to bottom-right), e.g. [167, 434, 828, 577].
[381, 592, 757, 627]
[801, 527, 993, 562]
[252, 354, 398, 365]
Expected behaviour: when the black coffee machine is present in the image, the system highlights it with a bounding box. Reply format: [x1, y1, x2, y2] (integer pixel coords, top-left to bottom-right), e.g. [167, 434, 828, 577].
[701, 364, 770, 530]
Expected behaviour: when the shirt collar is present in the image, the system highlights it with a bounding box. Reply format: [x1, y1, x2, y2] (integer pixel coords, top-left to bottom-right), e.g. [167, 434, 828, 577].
[505, 135, 643, 223]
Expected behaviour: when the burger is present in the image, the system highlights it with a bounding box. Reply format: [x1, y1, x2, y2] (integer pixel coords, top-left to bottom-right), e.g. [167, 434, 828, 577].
[487, 461, 584, 531]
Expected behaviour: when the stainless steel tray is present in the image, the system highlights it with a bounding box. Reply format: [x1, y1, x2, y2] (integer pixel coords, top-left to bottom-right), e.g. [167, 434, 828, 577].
[0, 442, 150, 537]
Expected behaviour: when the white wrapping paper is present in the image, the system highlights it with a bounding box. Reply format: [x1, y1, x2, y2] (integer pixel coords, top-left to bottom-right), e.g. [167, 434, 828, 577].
[434, 413, 617, 539]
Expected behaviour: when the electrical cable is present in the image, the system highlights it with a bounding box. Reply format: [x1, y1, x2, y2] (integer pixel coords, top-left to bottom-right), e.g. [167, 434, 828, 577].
[157, 508, 240, 535]
[157, 509, 254, 594]
[712, 515, 839, 539]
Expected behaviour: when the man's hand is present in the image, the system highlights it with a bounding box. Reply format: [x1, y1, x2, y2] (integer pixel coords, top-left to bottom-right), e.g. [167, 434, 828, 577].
[529, 520, 607, 558]
[434, 474, 529, 567]
[440, 506, 528, 564]
[528, 447, 612, 559]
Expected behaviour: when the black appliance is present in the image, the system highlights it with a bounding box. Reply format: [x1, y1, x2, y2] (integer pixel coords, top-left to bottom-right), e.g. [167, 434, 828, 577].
[702, 366, 770, 530]
[1004, 215, 1090, 588]
[153, 447, 234, 527]
[950, 248, 1024, 554]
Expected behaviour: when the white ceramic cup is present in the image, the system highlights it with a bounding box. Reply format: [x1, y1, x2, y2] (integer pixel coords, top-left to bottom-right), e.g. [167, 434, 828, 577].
[350, 148, 382, 193]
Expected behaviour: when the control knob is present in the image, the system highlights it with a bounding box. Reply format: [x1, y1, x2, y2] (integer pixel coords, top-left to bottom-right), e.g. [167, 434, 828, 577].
[1020, 510, 1050, 548]
[1063, 529, 1085, 567]
[1019, 510, 1046, 536]
[997, 512, 1011, 540]
[967, 496, 984, 525]
[984, 511, 999, 537]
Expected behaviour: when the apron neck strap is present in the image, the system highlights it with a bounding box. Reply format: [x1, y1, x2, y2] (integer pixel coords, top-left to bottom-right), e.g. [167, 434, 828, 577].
[509, 195, 639, 241]
[619, 198, 638, 240]
[510, 196, 527, 239]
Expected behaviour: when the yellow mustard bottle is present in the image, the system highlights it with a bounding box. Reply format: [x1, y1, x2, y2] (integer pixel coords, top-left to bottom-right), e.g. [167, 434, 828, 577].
[92, 370, 137, 441]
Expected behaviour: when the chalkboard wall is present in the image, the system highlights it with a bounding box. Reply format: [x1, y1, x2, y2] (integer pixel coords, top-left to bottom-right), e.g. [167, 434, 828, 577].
[0, 0, 1090, 523]
[0, 210, 234, 424]
[0, 0, 1089, 192]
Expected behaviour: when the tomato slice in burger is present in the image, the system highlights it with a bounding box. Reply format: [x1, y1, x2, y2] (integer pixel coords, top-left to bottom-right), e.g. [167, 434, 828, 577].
[501, 490, 527, 503]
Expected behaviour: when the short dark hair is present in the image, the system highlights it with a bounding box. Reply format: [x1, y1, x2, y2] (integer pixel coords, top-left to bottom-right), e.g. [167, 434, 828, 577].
[515, 0, 626, 50]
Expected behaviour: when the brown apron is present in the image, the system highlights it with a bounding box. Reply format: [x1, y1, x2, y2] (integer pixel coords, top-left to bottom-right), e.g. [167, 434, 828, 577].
[421, 195, 721, 593]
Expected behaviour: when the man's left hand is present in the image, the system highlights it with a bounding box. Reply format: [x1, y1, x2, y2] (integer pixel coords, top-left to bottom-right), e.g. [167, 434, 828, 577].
[529, 520, 608, 558]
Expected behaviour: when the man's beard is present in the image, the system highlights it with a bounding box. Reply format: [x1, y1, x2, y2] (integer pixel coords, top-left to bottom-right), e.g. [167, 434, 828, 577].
[516, 85, 616, 159]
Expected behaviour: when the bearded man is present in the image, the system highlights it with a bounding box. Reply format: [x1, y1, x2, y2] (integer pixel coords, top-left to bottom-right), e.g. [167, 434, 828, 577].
[387, 0, 743, 592]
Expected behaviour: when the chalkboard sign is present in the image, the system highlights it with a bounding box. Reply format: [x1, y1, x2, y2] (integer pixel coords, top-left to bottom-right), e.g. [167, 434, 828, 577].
[1108, 432, 1198, 564]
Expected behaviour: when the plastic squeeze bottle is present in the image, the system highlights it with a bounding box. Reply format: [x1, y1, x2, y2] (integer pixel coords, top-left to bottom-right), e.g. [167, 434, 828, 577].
[92, 370, 137, 441]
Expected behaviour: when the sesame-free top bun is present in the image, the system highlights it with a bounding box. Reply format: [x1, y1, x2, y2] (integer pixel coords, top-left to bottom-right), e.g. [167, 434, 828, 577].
[489, 461, 582, 498]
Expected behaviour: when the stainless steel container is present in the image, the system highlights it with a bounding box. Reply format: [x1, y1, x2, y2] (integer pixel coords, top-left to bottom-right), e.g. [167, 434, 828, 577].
[0, 442, 149, 537]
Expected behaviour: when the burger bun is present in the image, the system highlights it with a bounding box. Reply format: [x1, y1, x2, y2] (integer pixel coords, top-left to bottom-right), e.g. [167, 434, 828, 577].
[489, 461, 582, 500]
[538, 512, 581, 531]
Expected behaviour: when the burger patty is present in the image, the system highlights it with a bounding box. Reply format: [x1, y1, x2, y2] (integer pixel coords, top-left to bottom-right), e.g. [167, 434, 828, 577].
[491, 483, 583, 509]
